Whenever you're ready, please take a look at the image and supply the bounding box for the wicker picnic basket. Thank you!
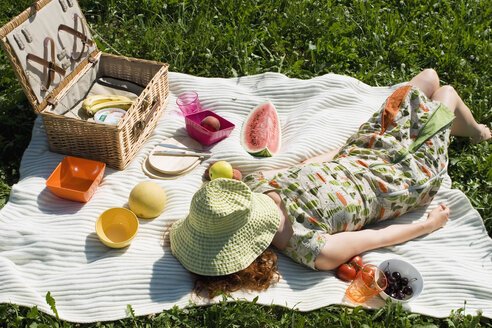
[0,0,169,170]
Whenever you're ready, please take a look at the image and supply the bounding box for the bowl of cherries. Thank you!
[379,258,423,303]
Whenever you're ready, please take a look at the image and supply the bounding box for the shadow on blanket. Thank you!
[37,188,85,214]
[85,232,130,263]
[150,251,194,303]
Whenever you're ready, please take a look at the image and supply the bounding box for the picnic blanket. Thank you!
[1,72,491,323]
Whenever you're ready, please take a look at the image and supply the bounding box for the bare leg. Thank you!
[431,85,491,143]
[408,68,490,143]
[408,68,440,98]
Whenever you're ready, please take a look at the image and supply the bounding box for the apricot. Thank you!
[232,169,242,181]
[201,116,221,131]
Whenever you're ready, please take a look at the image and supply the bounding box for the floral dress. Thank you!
[243,85,456,270]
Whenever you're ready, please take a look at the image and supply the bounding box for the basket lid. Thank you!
[0,0,98,113]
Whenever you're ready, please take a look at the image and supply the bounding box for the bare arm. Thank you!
[303,148,340,164]
[314,205,450,270]
[263,148,340,179]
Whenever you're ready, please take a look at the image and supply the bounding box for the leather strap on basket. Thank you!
[133,96,160,139]
[26,37,66,91]
[58,13,93,61]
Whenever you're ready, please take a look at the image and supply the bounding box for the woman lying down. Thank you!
[168,69,491,298]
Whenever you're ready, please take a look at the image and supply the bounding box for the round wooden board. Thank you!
[142,157,200,180]
[148,136,204,175]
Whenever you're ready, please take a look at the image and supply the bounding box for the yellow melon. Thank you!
[128,181,167,219]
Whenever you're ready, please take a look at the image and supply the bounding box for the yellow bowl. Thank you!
[95,208,139,248]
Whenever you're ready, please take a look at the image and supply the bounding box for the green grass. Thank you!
[0,0,490,326]
[1,294,491,327]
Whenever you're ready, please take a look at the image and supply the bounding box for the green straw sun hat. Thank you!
[170,178,280,276]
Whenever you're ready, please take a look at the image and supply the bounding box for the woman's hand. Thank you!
[424,204,450,233]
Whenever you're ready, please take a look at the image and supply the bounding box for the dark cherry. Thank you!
[403,286,413,295]
[383,268,417,300]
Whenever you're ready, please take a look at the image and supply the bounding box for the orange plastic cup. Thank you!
[46,156,106,202]
[345,264,387,304]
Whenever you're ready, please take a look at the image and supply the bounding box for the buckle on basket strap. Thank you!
[26,37,66,91]
[47,97,58,107]
[58,14,93,62]
[88,56,98,64]
[132,96,160,139]
[48,61,56,72]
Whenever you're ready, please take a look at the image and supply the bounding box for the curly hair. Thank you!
[192,249,280,298]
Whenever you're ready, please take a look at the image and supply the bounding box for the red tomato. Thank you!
[349,255,364,272]
[336,264,357,282]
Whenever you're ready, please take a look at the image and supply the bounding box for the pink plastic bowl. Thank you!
[185,110,235,146]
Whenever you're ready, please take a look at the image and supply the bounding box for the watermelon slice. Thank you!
[240,101,281,157]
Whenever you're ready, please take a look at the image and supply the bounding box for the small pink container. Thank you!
[185,110,235,146]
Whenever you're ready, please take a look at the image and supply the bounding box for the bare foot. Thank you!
[425,204,450,233]
[471,124,491,144]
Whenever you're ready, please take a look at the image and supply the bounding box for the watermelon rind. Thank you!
[249,148,274,157]
[240,101,281,157]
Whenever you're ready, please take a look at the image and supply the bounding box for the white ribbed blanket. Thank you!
[1,72,491,322]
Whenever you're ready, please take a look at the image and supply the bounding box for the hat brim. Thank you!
[170,192,280,276]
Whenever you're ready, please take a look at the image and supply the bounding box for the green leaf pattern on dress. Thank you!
[243,87,451,270]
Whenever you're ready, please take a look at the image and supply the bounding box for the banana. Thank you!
[82,95,134,117]
[85,100,134,117]
[82,94,132,110]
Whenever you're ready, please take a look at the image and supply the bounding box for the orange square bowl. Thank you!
[46,156,106,202]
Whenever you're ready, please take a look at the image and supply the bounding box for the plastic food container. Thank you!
[95,207,139,248]
[94,108,127,125]
[46,156,106,202]
[185,110,235,146]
